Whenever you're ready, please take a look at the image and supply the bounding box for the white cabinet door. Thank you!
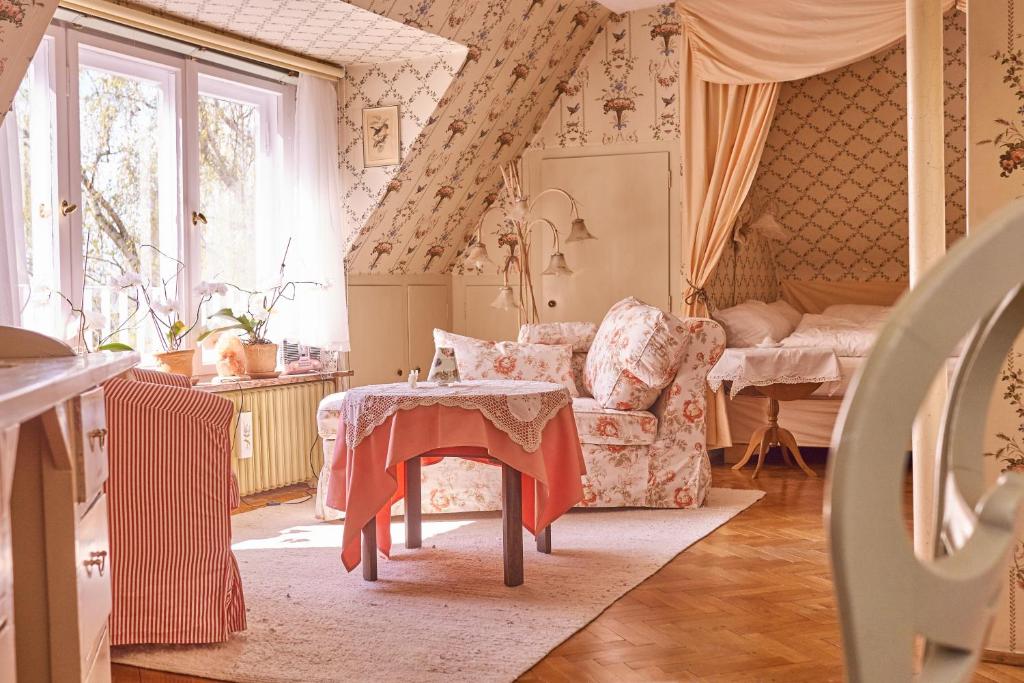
[347,285,409,386]
[535,151,672,324]
[407,285,451,375]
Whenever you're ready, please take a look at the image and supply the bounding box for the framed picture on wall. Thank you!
[362,105,401,167]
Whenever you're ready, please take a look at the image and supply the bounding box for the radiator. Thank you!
[218,379,338,496]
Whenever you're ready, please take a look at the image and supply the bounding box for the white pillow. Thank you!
[767,299,803,330]
[713,300,797,347]
[822,304,891,325]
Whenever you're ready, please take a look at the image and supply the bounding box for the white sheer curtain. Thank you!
[287,73,349,352]
[0,108,25,327]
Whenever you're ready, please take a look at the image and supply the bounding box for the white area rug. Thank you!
[113,488,764,682]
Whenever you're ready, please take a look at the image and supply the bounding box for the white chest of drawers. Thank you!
[0,345,138,682]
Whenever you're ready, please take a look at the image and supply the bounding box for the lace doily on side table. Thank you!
[341,379,571,453]
[707,347,842,398]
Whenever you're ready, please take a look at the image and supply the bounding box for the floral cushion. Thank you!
[433,330,577,396]
[584,297,689,411]
[517,322,598,352]
[571,397,657,446]
[518,323,595,396]
[570,353,590,397]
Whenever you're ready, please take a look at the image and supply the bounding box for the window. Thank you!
[14,34,62,336]
[12,24,295,364]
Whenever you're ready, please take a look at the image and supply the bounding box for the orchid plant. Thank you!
[110,244,227,353]
[199,238,326,346]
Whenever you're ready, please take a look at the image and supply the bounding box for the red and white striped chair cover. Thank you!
[104,370,246,645]
[129,367,191,387]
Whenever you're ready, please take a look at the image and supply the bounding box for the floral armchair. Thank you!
[314,302,725,516]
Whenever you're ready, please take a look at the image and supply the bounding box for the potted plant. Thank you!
[200,239,324,378]
[111,245,227,378]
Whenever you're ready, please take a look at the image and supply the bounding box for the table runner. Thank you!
[340,380,571,452]
[707,346,842,397]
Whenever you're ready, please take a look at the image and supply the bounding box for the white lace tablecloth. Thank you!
[707,347,842,398]
[340,379,571,452]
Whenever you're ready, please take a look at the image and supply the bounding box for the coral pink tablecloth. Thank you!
[327,403,585,572]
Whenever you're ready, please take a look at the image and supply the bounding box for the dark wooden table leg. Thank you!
[362,518,377,581]
[405,457,422,549]
[536,525,551,554]
[501,464,524,587]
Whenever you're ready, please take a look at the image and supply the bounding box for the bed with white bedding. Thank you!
[711,300,894,449]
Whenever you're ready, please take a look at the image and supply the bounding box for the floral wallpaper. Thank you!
[530,3,680,149]
[747,10,967,284]
[704,235,780,310]
[0,0,56,125]
[116,0,461,64]
[341,0,609,275]
[970,0,1024,659]
[338,51,465,251]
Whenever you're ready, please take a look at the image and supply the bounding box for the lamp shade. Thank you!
[491,285,519,310]
[465,242,493,269]
[565,218,596,243]
[542,252,574,276]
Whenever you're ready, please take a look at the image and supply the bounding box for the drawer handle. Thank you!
[83,550,107,577]
[87,428,108,451]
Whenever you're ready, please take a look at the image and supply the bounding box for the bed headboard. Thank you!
[780,280,907,314]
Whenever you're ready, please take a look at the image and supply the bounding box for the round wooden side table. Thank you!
[730,381,822,479]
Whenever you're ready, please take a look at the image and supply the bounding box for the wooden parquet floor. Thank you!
[112,462,1024,682]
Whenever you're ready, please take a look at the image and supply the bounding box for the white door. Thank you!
[407,285,450,375]
[535,151,671,324]
[346,285,408,386]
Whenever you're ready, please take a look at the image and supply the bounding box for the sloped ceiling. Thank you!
[113,0,464,64]
[342,0,609,274]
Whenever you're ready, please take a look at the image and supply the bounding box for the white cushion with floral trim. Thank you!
[432,329,577,397]
[584,297,689,411]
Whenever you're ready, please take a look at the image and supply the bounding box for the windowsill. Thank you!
[193,369,354,393]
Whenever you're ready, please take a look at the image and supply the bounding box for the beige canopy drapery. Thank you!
[677,0,960,447]
[680,33,778,318]
[678,0,958,85]
[678,0,963,317]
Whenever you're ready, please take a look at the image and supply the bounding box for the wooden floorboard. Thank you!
[112,463,1024,682]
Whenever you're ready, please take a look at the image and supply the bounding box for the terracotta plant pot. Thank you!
[244,343,279,377]
[155,348,195,377]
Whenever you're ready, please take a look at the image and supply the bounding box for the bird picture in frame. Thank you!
[362,105,401,167]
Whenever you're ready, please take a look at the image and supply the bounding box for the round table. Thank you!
[707,346,842,479]
[326,379,586,586]
[730,381,822,479]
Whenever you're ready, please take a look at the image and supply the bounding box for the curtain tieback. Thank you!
[684,279,711,312]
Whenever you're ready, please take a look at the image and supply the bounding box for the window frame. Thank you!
[18,21,296,365]
[184,61,295,373]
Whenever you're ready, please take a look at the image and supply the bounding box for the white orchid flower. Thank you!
[150,297,177,317]
[112,271,144,289]
[194,280,228,298]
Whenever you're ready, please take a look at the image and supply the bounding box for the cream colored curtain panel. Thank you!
[678,0,957,85]
[681,34,779,318]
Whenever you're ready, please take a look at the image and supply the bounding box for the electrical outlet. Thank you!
[236,412,254,460]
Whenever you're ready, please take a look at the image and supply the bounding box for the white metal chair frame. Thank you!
[827,200,1024,682]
